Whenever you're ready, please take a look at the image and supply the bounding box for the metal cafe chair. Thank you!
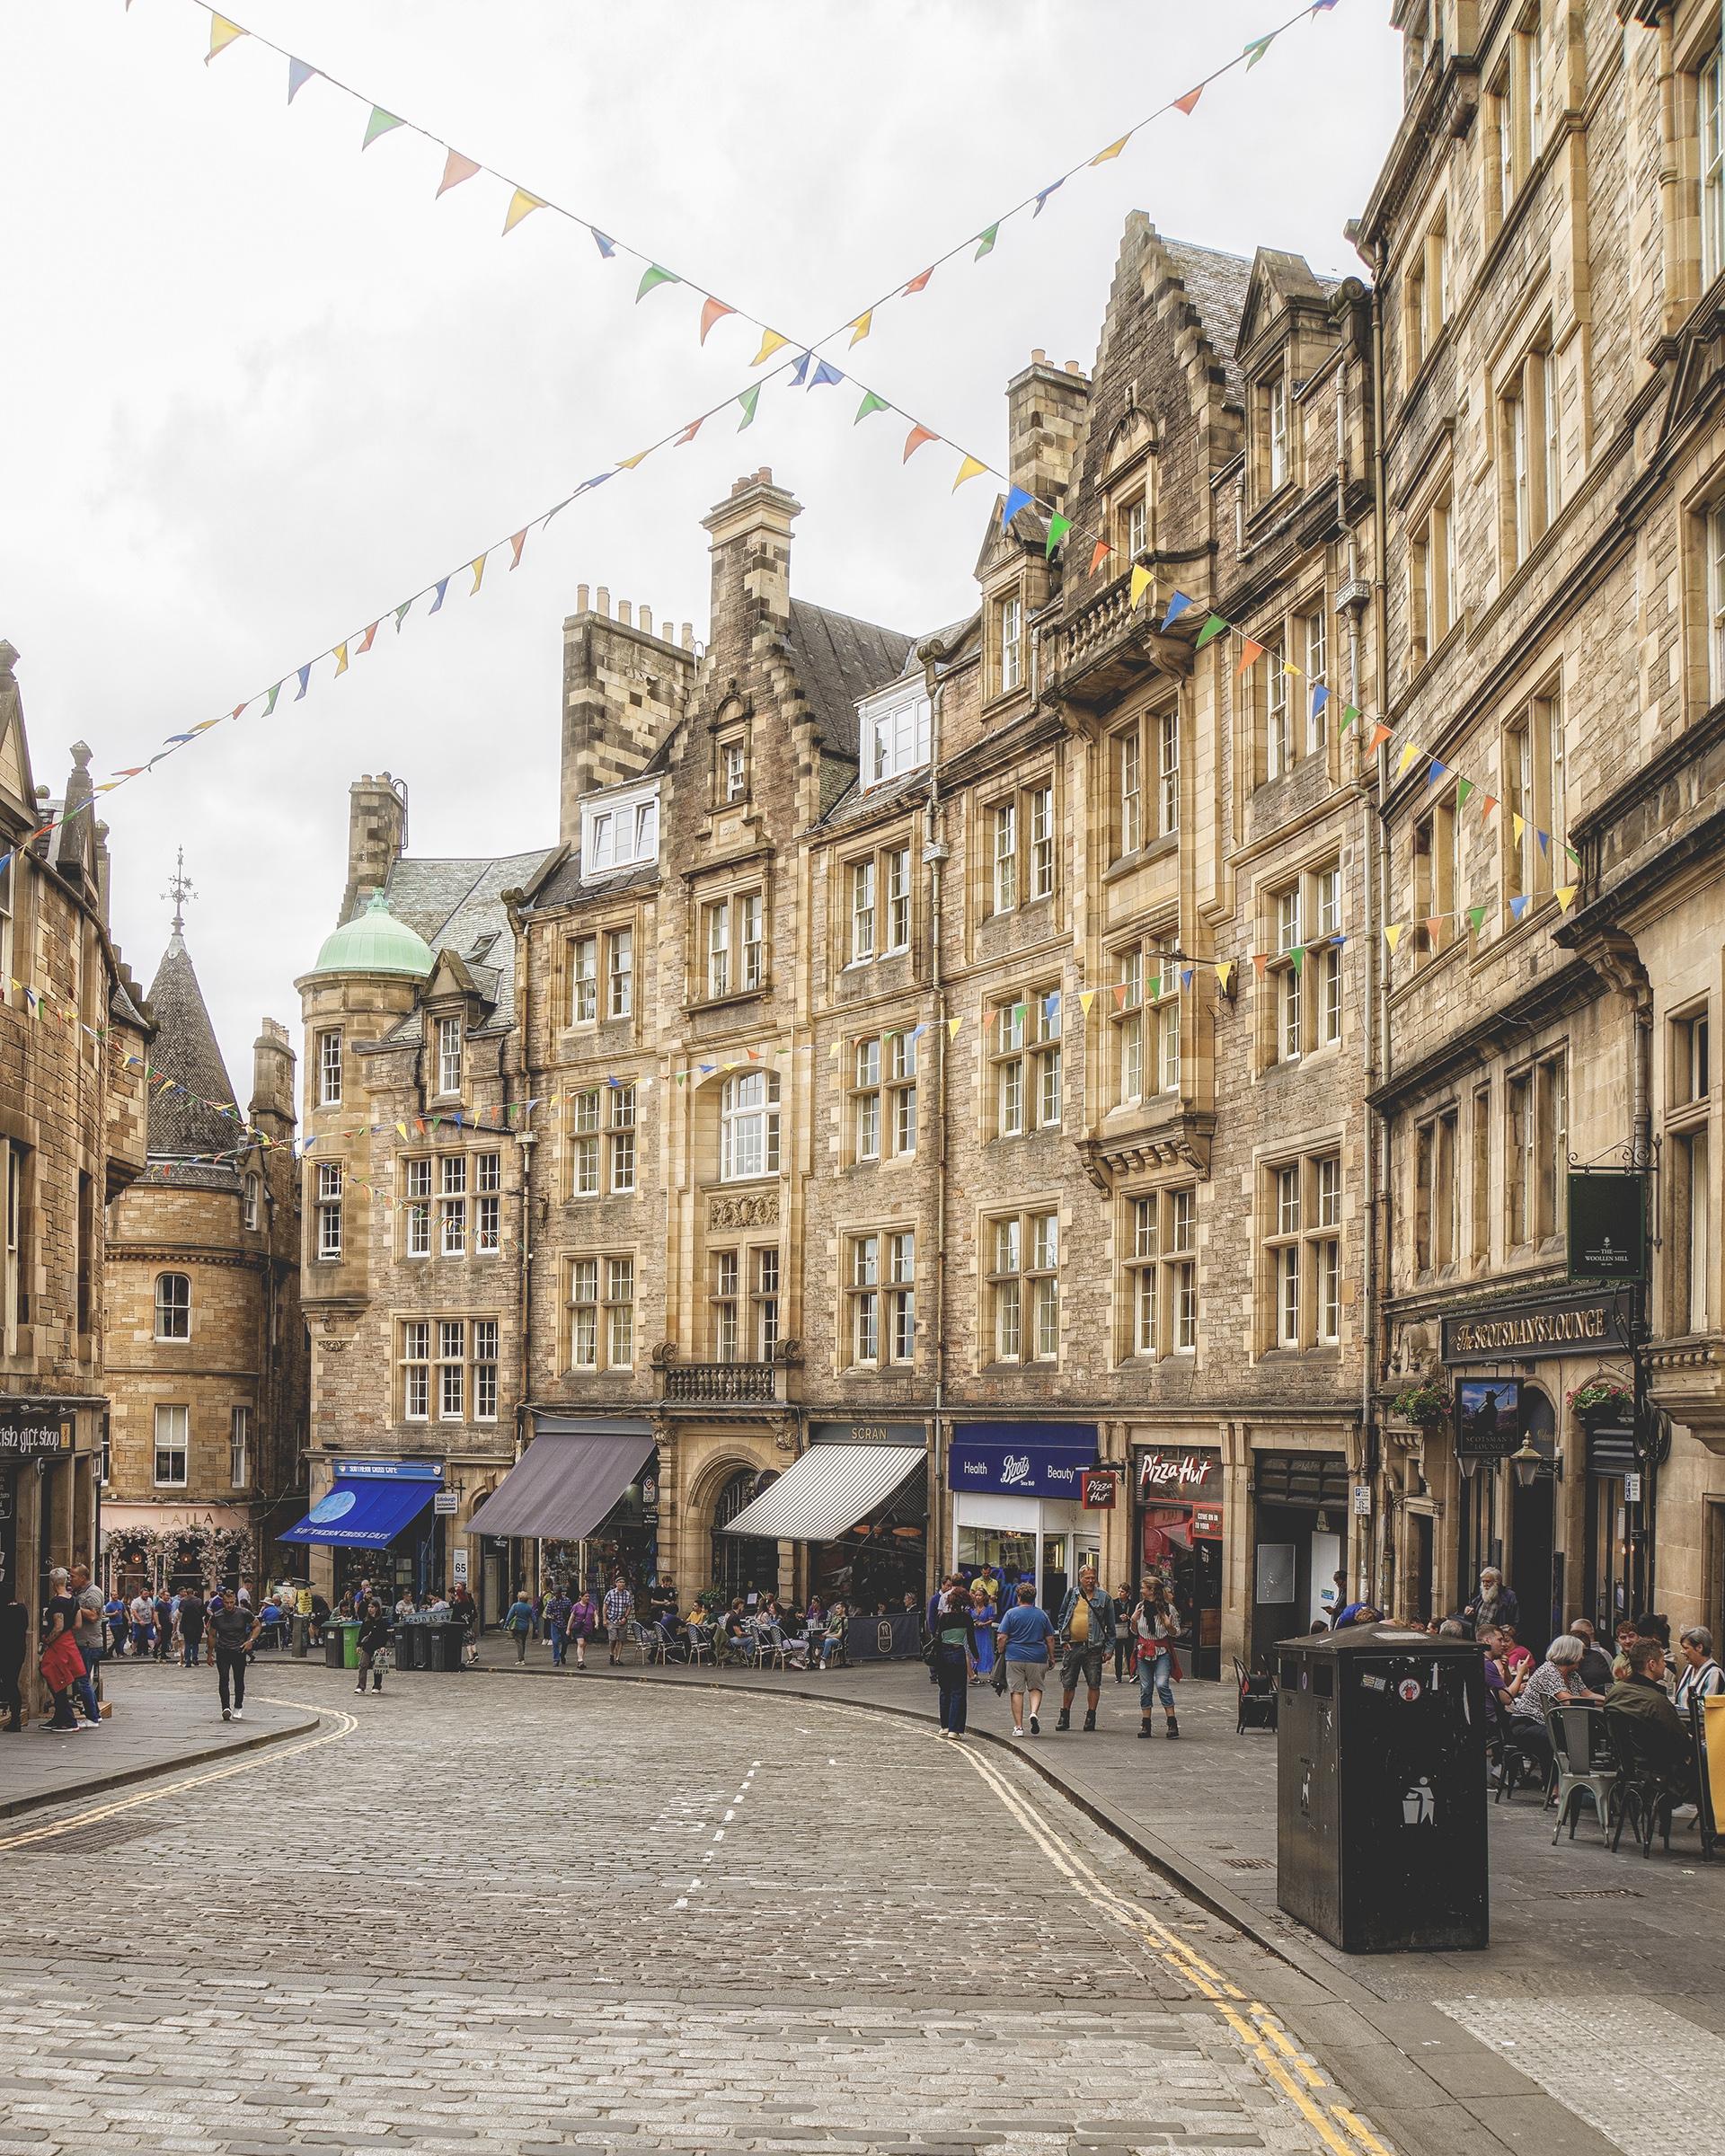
[1546,1704,1617,1842]
[1234,1656,1278,1735]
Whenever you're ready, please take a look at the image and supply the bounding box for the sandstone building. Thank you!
[0,641,153,1698]
[101,882,306,1599]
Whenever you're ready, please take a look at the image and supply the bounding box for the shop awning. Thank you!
[464,1423,654,1541]
[280,1477,439,1549]
[720,1444,923,1542]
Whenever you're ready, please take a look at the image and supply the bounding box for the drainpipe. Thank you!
[1368,252,1393,1608]
[921,641,951,1594]
[508,899,537,1617]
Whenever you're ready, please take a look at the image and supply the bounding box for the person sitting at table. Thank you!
[1567,1617,1615,1696]
[1675,1626,1725,1714]
[716,1598,753,1665]
[1497,1623,1535,1678]
[818,1600,848,1669]
[1509,1633,1600,1779]
[805,1595,827,1633]
[1606,1636,1699,1802]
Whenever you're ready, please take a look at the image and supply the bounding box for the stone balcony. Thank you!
[1052,574,1193,709]
[1077,1095,1216,1190]
[652,1341,799,1408]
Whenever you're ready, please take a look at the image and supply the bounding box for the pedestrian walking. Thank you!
[208,1589,260,1720]
[40,1570,90,1731]
[355,1601,391,1695]
[0,1584,27,1732]
[1053,1565,1115,1733]
[1131,1577,1181,1740]
[568,1586,595,1669]
[968,1577,997,1681]
[70,1565,104,1725]
[544,1586,573,1666]
[927,1578,978,1740]
[504,1588,535,1664]
[995,1581,1056,1736]
[128,1590,154,1657]
[1111,1584,1133,1683]
[152,1590,172,1662]
[178,1585,206,1669]
[102,1593,128,1657]
[603,1574,634,1666]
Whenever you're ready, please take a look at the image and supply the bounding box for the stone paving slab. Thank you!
[0,1660,318,1816]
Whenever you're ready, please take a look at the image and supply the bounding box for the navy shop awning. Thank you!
[281,1477,439,1549]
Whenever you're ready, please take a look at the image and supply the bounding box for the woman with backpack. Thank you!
[1132,1577,1181,1740]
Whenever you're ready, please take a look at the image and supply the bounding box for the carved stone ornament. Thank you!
[708,1189,780,1231]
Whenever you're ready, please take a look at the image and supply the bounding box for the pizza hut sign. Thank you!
[1081,1471,1118,1510]
[1137,1450,1223,1501]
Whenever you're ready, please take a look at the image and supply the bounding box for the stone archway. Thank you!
[680,1441,784,1600]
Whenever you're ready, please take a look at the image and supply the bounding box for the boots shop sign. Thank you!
[1136,1450,1223,1501]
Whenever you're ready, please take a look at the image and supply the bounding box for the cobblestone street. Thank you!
[0,1665,1415,2156]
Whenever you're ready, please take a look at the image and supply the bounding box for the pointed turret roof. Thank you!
[144,930,242,1161]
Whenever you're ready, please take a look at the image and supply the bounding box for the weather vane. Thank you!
[164,846,196,934]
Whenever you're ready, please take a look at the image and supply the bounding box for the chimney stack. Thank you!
[702,467,801,646]
[1004,353,1091,511]
[341,771,407,924]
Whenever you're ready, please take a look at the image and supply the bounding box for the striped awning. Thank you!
[720,1444,924,1542]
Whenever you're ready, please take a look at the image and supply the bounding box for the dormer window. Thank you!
[581,785,659,881]
[436,1015,464,1097]
[861,689,932,789]
[997,593,1024,695]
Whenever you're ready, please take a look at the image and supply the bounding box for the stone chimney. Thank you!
[559,591,694,844]
[1005,350,1091,510]
[702,468,801,649]
[251,1016,296,1136]
[341,772,407,923]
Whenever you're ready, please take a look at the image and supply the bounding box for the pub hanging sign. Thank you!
[1566,1171,1648,1284]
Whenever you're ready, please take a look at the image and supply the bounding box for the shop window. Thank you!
[608,1086,636,1195]
[1262,1153,1341,1350]
[153,1404,188,1488]
[155,1270,191,1340]
[991,988,1062,1136]
[1123,1186,1198,1360]
[986,1207,1059,1365]
[1502,685,1564,906]
[229,1405,250,1489]
[720,1072,780,1183]
[315,1164,342,1259]
[316,1029,342,1108]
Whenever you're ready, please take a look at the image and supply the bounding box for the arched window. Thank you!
[720,1071,780,1182]
[155,1272,190,1340]
[242,1174,261,1231]
[711,1468,778,1602]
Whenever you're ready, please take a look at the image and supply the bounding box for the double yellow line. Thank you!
[950,1735,1395,2156]
[0,1696,358,1852]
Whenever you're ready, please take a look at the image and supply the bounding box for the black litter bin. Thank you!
[425,1622,463,1674]
[291,1613,310,1659]
[323,1625,346,1670]
[1277,1621,1490,1953]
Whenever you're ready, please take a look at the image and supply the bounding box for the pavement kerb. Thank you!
[0,1700,322,1821]
[467,1657,1377,2002]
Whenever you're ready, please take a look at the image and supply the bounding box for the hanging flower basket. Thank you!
[1390,1380,1451,1429]
[1568,1378,1632,1426]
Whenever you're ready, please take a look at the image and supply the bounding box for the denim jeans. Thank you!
[548,1622,568,1666]
[74,1650,101,1724]
[1137,1647,1175,1711]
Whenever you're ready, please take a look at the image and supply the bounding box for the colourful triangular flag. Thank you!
[1215,960,1235,993]
[789,351,811,387]
[854,390,889,423]
[1508,894,1532,923]
[1556,885,1578,913]
[1129,564,1154,608]
[809,359,844,389]
[1287,944,1305,975]
[1310,682,1331,717]
[676,417,705,446]
[1367,721,1393,753]
[437,148,480,196]
[1427,757,1447,785]
[848,311,872,346]
[952,455,987,490]
[509,530,527,570]
[636,264,678,301]
[590,229,615,258]
[1397,742,1421,776]
[429,576,449,613]
[287,57,316,102]
[1511,811,1526,844]
[905,267,934,295]
[1425,915,1444,949]
[1173,85,1203,115]
[1001,485,1032,529]
[1089,539,1113,575]
[1235,638,1265,674]
[1046,513,1072,558]
[1455,776,1473,808]
[1195,614,1228,648]
[469,555,486,595]
[1033,179,1065,216]
[1466,904,1487,937]
[975,223,1000,260]
[1384,923,1406,953]
[332,641,349,677]
[698,296,735,345]
[263,682,281,716]
[358,622,378,654]
[1252,951,1269,979]
[1245,34,1275,67]
[1479,793,1499,817]
[1090,135,1129,164]
[394,600,413,632]
[294,664,310,701]
[752,329,789,367]
[904,425,938,462]
[737,385,760,429]
[502,189,544,235]
[1163,592,1193,627]
[1078,989,1096,1015]
[207,16,245,64]
[362,107,404,149]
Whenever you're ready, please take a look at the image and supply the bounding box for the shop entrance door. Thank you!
[1411,1511,1435,1623]
[1509,1473,1556,1656]
[1585,1472,1628,1640]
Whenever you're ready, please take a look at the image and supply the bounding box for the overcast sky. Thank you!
[4,0,1402,1098]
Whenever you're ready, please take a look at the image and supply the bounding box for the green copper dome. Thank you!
[313,890,435,977]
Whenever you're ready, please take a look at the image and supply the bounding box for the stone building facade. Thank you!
[0,640,153,1701]
[102,913,306,1598]
[1361,0,1725,1647]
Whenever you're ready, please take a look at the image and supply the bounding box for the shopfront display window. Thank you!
[957,1525,1035,1598]
[1136,1447,1224,1679]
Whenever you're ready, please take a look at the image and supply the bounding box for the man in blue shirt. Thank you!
[995,1582,1057,1737]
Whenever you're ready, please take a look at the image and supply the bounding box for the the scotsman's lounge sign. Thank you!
[1441,1293,1618,1365]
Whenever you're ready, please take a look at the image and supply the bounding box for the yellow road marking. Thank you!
[0,1696,357,1852]
[950,1736,1395,2156]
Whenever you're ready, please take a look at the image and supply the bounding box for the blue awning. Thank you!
[281,1476,439,1548]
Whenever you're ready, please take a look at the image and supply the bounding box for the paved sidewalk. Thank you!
[0,1657,320,1818]
[467,1639,1725,2016]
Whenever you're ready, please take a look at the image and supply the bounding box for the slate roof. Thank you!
[366,849,559,1032]
[144,932,243,1160]
[528,855,659,916]
[786,599,916,758]
[1160,237,1254,404]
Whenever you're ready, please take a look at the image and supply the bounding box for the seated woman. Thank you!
[1508,1631,1598,1780]
[818,1601,848,1668]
